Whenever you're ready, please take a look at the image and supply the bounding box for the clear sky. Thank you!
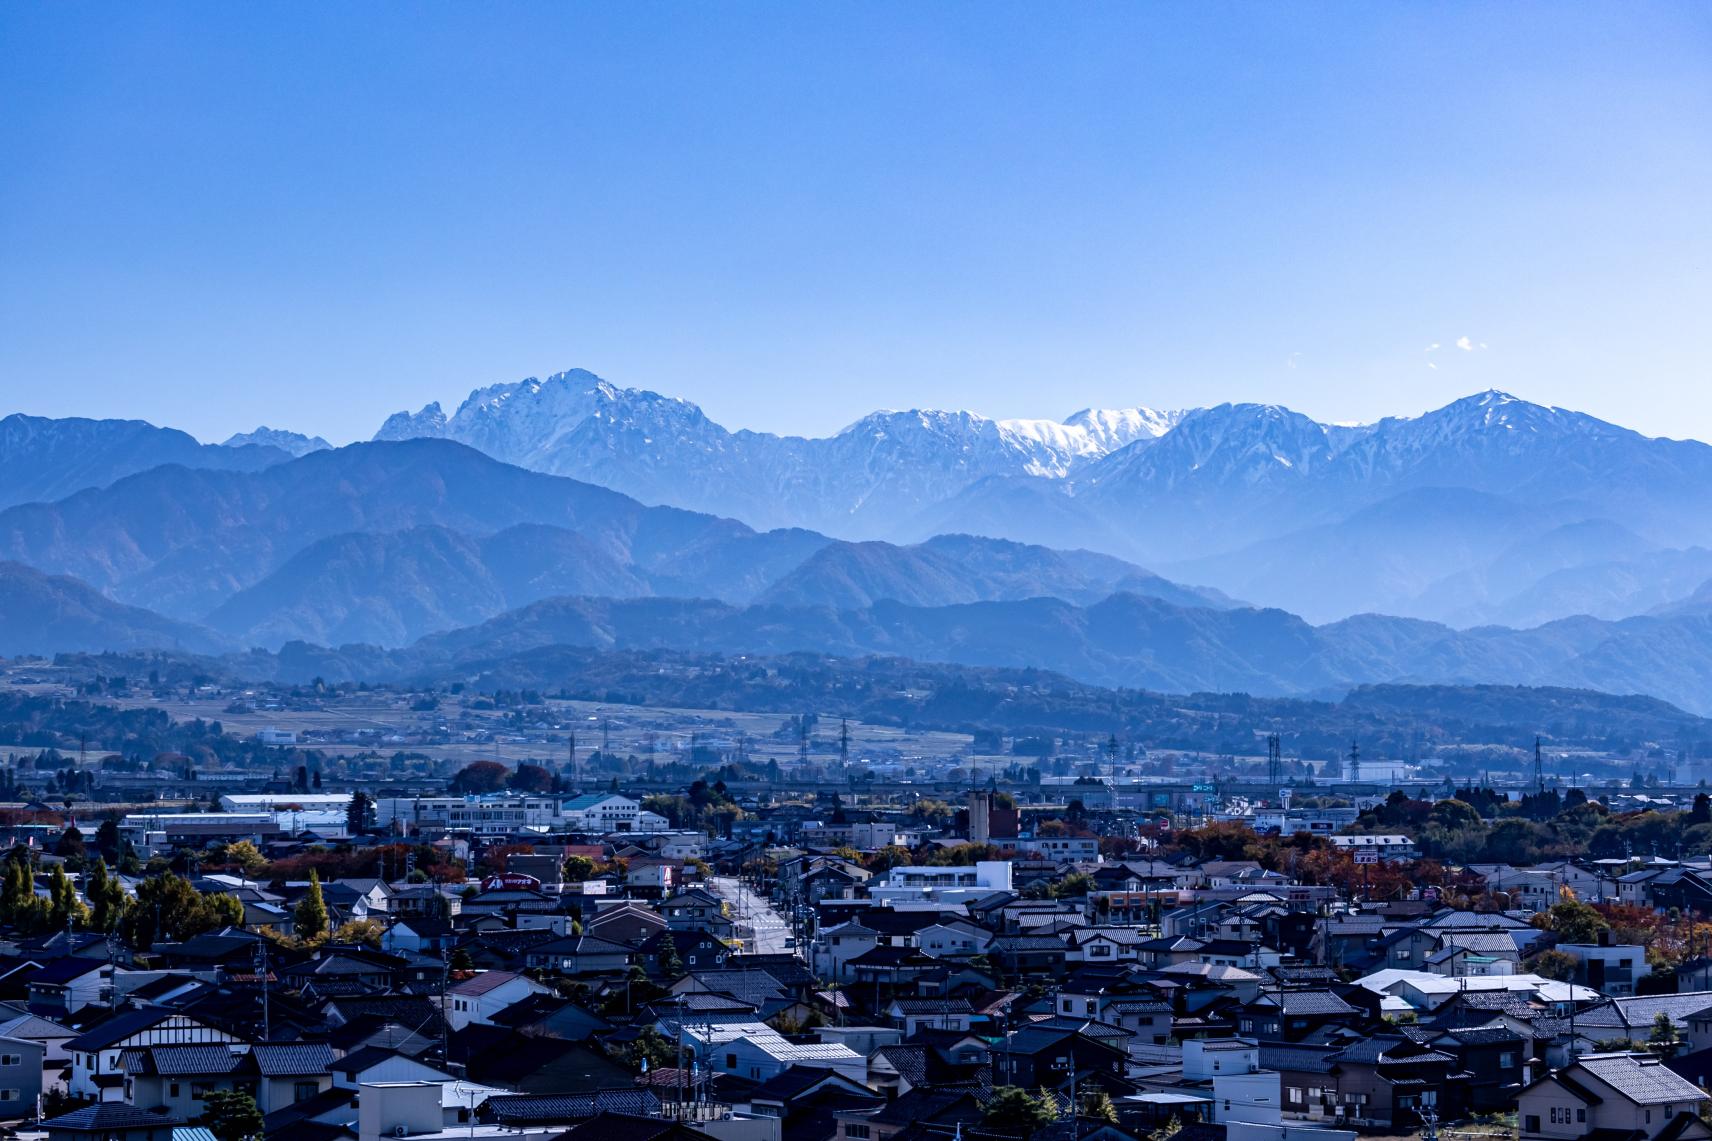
[1,3,1708,445]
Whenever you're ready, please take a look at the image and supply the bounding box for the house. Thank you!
[67,1010,238,1102]
[993,1024,1127,1089]
[27,957,111,1017]
[658,1018,866,1084]
[1238,991,1361,1043]
[445,971,551,1030]
[524,934,634,977]
[1326,835,1419,861]
[1519,1052,1711,1141]
[381,918,455,956]
[884,998,973,1036]
[120,1042,334,1118]
[1555,942,1648,997]
[0,1010,76,1094]
[0,1035,44,1119]
[741,1065,882,1139]
[657,888,732,937]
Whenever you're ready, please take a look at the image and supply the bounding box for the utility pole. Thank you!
[258,939,272,1042]
[567,733,577,791]
[440,944,450,1063]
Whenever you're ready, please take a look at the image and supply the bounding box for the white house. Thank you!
[445,971,551,1031]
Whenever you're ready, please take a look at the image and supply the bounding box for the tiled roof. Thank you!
[1578,993,1712,1031]
[254,1043,335,1076]
[44,1104,183,1131]
[450,970,526,997]
[1577,1053,1709,1105]
[482,1089,661,1123]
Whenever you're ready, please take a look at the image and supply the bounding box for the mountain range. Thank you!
[372,372,1712,624]
[9,378,1712,714]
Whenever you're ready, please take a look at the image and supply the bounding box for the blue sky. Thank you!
[1,3,1708,444]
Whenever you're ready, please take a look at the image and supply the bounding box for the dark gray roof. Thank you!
[254,1043,335,1076]
[44,1104,183,1131]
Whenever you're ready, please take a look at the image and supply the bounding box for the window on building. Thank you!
[1577,1109,1585,1122]
[1525,1116,1541,1134]
[295,1082,319,1103]
[0,1090,15,1102]
[169,1084,181,1098]
[847,1126,872,1140]
[0,1055,16,1066]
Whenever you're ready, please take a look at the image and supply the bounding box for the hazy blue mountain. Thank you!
[0,413,290,511]
[1652,577,1712,617]
[369,378,1712,626]
[757,533,1235,611]
[222,426,332,456]
[0,439,1226,648]
[0,438,816,621]
[203,524,653,647]
[0,561,227,656]
[312,589,1712,713]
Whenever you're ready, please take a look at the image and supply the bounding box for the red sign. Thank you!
[481,872,542,892]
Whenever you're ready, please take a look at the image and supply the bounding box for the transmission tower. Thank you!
[1267,733,1282,785]
[1348,739,1360,783]
[1535,735,1545,795]
[839,718,850,767]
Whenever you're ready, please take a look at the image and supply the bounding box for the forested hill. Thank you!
[43,645,1712,764]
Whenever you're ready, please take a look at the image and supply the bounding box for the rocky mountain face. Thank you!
[373,369,1180,534]
[372,377,1712,624]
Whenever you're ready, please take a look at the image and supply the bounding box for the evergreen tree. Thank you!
[47,863,89,930]
[982,1087,1058,1136]
[87,858,129,933]
[199,1089,265,1141]
[55,824,86,862]
[346,790,375,836]
[294,870,329,940]
[0,849,45,933]
[658,936,684,978]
